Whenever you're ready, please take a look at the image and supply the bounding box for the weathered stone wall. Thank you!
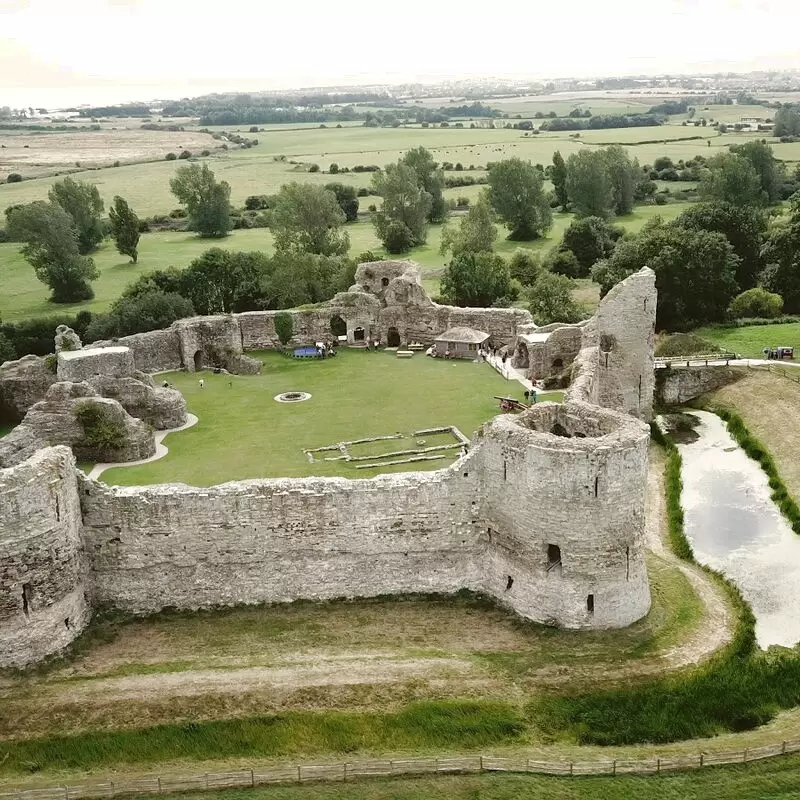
[81,464,482,613]
[656,365,742,406]
[58,347,136,383]
[0,355,56,423]
[95,329,184,374]
[594,268,657,422]
[0,447,90,667]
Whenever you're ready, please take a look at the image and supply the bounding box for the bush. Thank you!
[546,248,582,278]
[274,312,294,346]
[456,196,470,207]
[6,173,22,183]
[85,290,195,342]
[356,250,379,263]
[308,164,320,173]
[329,163,339,174]
[655,333,720,358]
[165,152,177,161]
[728,287,783,319]
[200,150,210,157]
[74,402,127,452]
[368,204,377,212]
[244,195,271,211]
[178,150,192,159]
[382,221,415,254]
[356,188,369,197]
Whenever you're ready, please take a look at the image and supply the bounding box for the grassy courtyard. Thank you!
[695,321,800,359]
[100,349,545,486]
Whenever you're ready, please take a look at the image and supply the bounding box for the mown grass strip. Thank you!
[712,406,800,535]
[0,701,525,775]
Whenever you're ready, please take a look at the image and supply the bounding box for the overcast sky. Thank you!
[1,0,798,107]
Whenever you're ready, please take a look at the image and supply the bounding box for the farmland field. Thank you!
[0,117,789,215]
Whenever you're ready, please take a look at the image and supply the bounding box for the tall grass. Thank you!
[526,424,800,746]
[0,701,525,775]
[713,407,800,535]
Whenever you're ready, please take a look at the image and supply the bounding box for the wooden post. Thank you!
[480,756,484,772]
[343,763,348,782]
[657,758,660,774]
[205,774,209,790]
[297,765,301,783]
[63,786,68,800]
[110,781,115,798]
[569,762,574,776]
[157,778,162,794]
[744,749,748,763]
[699,754,704,767]
[612,760,616,776]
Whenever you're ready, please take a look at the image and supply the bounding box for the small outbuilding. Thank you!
[433,326,490,359]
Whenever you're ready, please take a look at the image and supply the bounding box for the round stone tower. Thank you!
[0,446,90,668]
[475,401,651,629]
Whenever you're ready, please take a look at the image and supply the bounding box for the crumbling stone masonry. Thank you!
[0,266,657,668]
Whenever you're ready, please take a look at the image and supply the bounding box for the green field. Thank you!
[0,204,689,322]
[695,322,800,358]
[0,119,785,217]
[100,349,530,485]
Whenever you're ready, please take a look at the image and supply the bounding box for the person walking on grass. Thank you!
[198,379,204,388]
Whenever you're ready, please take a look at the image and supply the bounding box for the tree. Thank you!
[401,146,446,223]
[381,221,416,254]
[728,288,783,319]
[274,312,294,346]
[372,163,432,247]
[730,141,784,204]
[774,106,800,138]
[508,249,542,286]
[527,271,581,325]
[178,249,271,314]
[566,150,614,218]
[551,151,569,211]
[545,247,582,278]
[700,153,766,207]
[560,216,617,276]
[440,252,517,307]
[85,291,195,342]
[759,199,800,313]
[592,219,739,330]
[108,196,140,263]
[439,194,497,257]
[270,183,349,256]
[676,202,767,290]
[487,157,553,240]
[602,145,638,215]
[48,177,104,253]
[6,201,98,303]
[324,182,359,222]
[169,163,232,237]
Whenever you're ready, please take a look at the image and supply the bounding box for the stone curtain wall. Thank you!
[81,465,483,613]
[0,447,90,667]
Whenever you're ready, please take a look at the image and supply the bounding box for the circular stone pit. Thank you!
[274,391,312,404]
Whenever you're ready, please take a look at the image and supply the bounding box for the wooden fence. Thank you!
[654,353,738,367]
[2,739,800,800]
[746,361,800,384]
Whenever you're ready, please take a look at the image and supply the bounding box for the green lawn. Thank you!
[695,322,800,358]
[0,204,689,322]
[100,350,529,486]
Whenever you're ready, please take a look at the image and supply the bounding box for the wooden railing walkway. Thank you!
[3,739,800,799]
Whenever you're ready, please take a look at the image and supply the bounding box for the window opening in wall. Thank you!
[551,422,571,438]
[594,477,599,497]
[547,544,562,571]
[638,374,643,407]
[506,575,514,591]
[552,357,564,370]
[644,298,648,311]
[381,277,389,287]
[64,617,71,629]
[487,527,493,543]
[353,326,365,342]
[587,594,595,614]
[503,460,507,481]
[626,546,630,580]
[22,583,32,618]
[54,494,60,521]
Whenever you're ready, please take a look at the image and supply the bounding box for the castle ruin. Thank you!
[0,263,657,668]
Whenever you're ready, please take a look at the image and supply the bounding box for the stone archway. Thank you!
[330,315,347,337]
[353,327,366,342]
[193,350,203,371]
[387,327,401,347]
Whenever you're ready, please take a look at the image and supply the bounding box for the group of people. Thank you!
[315,341,338,358]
